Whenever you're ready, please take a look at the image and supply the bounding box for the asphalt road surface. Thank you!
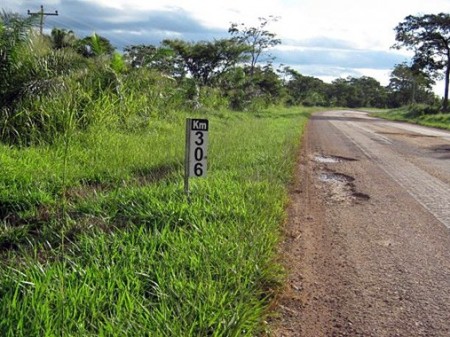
[272,110,450,337]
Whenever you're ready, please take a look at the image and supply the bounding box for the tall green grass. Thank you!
[0,107,311,336]
[374,107,450,130]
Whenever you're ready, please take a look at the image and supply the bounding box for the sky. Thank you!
[3,0,450,94]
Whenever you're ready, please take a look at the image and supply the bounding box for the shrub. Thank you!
[407,103,440,117]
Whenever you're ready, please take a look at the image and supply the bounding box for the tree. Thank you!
[251,65,285,105]
[50,27,76,49]
[162,39,247,85]
[282,67,329,106]
[0,12,90,144]
[388,62,435,107]
[228,16,281,77]
[329,78,358,107]
[76,33,115,57]
[393,13,450,111]
[0,11,36,108]
[350,76,387,108]
[328,76,387,108]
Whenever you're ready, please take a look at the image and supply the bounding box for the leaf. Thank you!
[110,52,125,74]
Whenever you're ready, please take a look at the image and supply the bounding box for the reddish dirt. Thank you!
[270,111,450,337]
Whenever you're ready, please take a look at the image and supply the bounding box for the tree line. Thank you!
[1,11,449,144]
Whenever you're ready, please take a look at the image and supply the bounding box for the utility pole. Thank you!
[27,5,58,35]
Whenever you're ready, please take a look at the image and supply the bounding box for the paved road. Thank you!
[328,110,450,229]
[273,110,450,337]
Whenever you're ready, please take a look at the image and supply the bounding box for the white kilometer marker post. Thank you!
[184,118,209,201]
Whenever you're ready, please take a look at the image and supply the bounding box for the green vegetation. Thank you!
[0,11,318,336]
[394,13,450,111]
[2,6,449,335]
[0,107,312,336]
[0,15,314,334]
[373,106,450,130]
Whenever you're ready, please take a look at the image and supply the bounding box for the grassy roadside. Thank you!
[371,108,450,130]
[0,107,312,336]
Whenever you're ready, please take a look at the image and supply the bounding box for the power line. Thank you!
[27,5,59,35]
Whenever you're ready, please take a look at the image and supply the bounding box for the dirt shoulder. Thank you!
[270,111,450,337]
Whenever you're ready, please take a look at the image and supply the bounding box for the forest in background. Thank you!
[1,12,443,146]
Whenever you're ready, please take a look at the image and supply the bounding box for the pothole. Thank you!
[430,144,450,153]
[314,154,357,163]
[318,171,370,204]
[319,172,355,183]
[352,192,371,202]
[315,155,340,163]
[378,132,436,138]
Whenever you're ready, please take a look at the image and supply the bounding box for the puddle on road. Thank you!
[314,154,357,164]
[315,155,340,163]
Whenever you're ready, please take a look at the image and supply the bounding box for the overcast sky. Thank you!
[3,0,450,92]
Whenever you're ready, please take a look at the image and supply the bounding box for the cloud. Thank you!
[273,46,408,70]
[4,0,226,49]
[2,0,445,90]
[272,36,408,84]
[56,1,225,45]
[282,37,357,50]
[296,65,362,78]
